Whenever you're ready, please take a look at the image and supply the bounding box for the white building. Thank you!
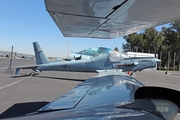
[122,52,159,70]
[122,52,158,58]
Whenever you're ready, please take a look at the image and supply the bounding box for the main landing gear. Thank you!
[29,71,40,76]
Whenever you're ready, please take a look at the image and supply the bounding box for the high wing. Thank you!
[45,0,180,39]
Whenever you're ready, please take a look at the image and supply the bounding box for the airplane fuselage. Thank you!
[37,54,114,72]
[36,55,159,72]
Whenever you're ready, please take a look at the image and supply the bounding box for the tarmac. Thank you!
[0,58,180,119]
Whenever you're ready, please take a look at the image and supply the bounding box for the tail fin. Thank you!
[33,42,49,65]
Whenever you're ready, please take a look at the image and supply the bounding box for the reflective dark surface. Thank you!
[40,75,144,111]
[4,73,175,120]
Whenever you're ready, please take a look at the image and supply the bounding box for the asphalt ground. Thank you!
[0,58,180,119]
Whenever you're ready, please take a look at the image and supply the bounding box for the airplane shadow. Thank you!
[32,75,85,82]
[11,74,30,78]
[11,73,40,78]
[0,101,49,119]
[11,74,85,82]
[171,74,180,77]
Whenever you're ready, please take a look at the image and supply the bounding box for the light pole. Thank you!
[167,51,170,72]
[160,50,162,68]
[67,41,70,58]
[173,52,176,71]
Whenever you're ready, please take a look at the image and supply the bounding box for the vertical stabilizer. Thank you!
[33,42,49,65]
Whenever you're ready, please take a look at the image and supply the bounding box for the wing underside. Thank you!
[45,0,180,39]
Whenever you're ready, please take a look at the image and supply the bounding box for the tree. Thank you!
[123,33,138,51]
[143,28,164,53]
[114,47,119,52]
[162,20,180,68]
[123,28,164,53]
[122,20,180,69]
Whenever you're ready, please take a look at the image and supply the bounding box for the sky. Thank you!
[0,0,170,58]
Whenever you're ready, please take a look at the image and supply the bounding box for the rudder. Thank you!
[33,42,49,65]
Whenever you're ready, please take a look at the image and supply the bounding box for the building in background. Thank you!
[122,52,157,58]
[123,52,158,70]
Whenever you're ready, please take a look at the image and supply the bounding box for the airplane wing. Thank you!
[7,71,180,120]
[45,0,180,39]
[35,71,145,113]
[15,65,38,75]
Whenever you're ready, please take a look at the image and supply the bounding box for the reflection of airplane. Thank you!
[15,42,160,75]
[5,70,180,119]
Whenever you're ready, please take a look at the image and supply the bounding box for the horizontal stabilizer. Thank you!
[15,65,38,75]
[15,68,22,75]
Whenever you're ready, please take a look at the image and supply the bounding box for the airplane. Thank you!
[15,42,160,75]
[4,70,180,120]
[0,53,8,58]
[4,0,180,119]
[14,52,34,59]
[22,55,34,59]
[14,52,22,58]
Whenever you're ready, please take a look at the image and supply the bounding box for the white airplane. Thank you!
[15,42,160,75]
[0,53,8,58]
[14,52,34,59]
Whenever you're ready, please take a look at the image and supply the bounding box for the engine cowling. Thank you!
[108,51,120,62]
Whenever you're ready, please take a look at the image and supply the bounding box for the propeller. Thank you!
[74,55,82,60]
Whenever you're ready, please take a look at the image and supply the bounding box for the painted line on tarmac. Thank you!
[0,59,9,64]
[0,67,8,70]
[0,65,29,69]
[0,77,31,91]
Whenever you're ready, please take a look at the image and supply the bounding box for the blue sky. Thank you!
[0,0,170,57]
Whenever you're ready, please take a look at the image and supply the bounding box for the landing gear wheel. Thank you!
[130,72,133,76]
[29,72,33,76]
